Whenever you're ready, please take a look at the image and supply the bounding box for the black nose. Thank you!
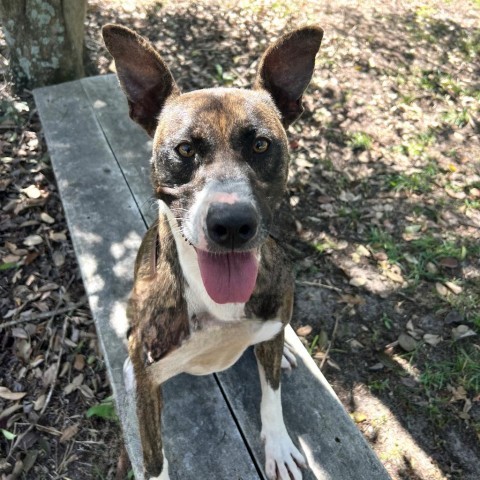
[206,202,259,249]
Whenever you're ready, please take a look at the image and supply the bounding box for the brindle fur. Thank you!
[103,23,323,479]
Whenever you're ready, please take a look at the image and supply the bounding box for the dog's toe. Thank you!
[264,433,305,480]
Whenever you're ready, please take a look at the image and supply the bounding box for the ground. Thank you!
[0,0,479,479]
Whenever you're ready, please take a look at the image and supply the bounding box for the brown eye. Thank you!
[253,137,270,153]
[177,142,195,158]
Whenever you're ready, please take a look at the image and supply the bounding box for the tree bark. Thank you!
[0,0,87,90]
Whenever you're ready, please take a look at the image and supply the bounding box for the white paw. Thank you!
[262,431,306,480]
[281,340,297,372]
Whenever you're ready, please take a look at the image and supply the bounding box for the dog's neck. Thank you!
[158,200,256,322]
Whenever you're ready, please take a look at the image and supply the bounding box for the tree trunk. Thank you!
[0,0,87,90]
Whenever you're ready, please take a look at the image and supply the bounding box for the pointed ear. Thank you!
[102,24,180,136]
[254,26,323,126]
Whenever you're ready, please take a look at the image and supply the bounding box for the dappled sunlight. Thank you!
[110,230,142,278]
[348,381,446,479]
[78,252,105,293]
[109,300,130,341]
[298,436,331,480]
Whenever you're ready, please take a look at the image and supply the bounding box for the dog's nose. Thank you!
[206,202,258,249]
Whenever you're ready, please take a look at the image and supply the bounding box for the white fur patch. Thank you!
[258,363,306,480]
[148,450,170,480]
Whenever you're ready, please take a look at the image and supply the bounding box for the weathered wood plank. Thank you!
[80,75,156,225]
[217,328,392,479]
[33,80,260,480]
[81,74,391,479]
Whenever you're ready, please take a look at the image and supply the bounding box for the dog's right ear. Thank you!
[102,24,179,137]
[254,26,323,127]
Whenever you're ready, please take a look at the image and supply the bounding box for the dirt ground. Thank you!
[1,1,479,479]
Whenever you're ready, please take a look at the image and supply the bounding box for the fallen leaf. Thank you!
[40,212,55,224]
[296,325,312,337]
[350,277,367,287]
[49,231,67,242]
[444,281,463,295]
[60,423,79,443]
[22,185,41,199]
[351,411,367,423]
[451,325,476,341]
[435,282,449,296]
[73,354,85,371]
[356,245,371,257]
[23,235,43,246]
[383,269,404,283]
[0,387,27,401]
[439,257,459,269]
[43,364,58,387]
[426,262,438,274]
[423,334,442,346]
[34,394,46,411]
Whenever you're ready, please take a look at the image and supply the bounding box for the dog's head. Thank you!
[103,24,322,304]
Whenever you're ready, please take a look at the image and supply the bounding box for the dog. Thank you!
[102,23,323,480]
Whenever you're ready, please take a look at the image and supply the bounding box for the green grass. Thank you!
[442,108,471,127]
[420,346,480,394]
[388,160,439,193]
[367,228,478,285]
[418,69,464,97]
[348,131,373,151]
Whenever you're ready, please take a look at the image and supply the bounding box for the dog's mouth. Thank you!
[195,249,259,304]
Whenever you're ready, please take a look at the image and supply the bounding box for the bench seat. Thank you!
[34,74,391,480]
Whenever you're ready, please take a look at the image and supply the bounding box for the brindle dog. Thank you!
[102,24,323,480]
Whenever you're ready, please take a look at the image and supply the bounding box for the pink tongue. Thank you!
[196,250,259,304]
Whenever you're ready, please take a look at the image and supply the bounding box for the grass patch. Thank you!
[418,69,464,97]
[420,345,480,394]
[367,228,478,285]
[348,131,373,151]
[442,108,471,128]
[388,160,439,193]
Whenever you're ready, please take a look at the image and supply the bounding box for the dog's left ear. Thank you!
[254,26,323,126]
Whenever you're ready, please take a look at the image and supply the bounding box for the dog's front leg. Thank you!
[128,335,169,480]
[255,332,306,480]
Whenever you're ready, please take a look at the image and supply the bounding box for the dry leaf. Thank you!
[444,281,463,295]
[296,325,312,337]
[22,185,41,199]
[423,334,442,346]
[60,423,79,443]
[40,212,55,224]
[23,235,43,246]
[49,231,67,242]
[452,325,476,341]
[34,394,46,411]
[73,354,85,371]
[0,386,27,401]
[42,364,58,387]
[350,277,367,287]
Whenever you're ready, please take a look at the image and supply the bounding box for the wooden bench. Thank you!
[33,74,391,480]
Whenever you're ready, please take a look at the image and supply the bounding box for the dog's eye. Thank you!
[176,142,195,158]
[253,137,270,154]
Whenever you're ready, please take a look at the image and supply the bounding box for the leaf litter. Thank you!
[1,0,480,479]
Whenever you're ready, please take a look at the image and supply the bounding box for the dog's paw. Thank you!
[281,340,297,372]
[263,431,306,480]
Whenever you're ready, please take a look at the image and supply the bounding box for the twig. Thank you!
[0,300,86,331]
[296,280,343,293]
[9,316,69,457]
[319,314,340,371]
